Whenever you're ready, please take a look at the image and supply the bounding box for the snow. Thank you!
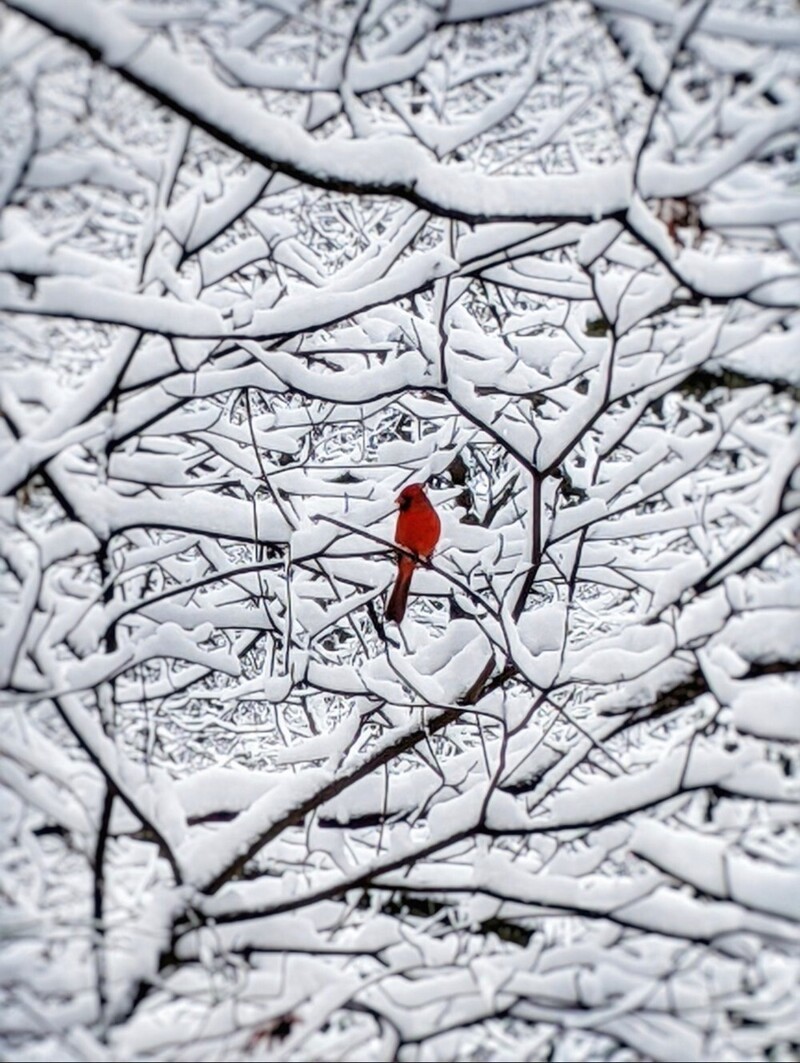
[24,151,144,194]
[213,38,432,96]
[539,744,759,829]
[0,218,135,285]
[0,275,226,336]
[8,0,634,222]
[640,98,800,200]
[732,682,800,742]
[245,250,458,339]
[180,768,336,889]
[567,622,674,684]
[2,0,799,1059]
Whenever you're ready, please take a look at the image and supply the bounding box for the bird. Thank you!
[385,482,441,624]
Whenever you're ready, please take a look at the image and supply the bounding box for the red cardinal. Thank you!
[385,483,441,624]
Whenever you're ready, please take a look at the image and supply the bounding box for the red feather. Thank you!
[385,483,441,623]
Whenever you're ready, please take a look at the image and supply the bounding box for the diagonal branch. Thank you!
[5,0,632,226]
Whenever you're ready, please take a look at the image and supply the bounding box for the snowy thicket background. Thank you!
[1,0,799,1060]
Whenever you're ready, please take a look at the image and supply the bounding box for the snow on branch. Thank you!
[1,0,798,1060]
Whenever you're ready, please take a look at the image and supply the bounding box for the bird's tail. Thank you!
[385,555,416,624]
